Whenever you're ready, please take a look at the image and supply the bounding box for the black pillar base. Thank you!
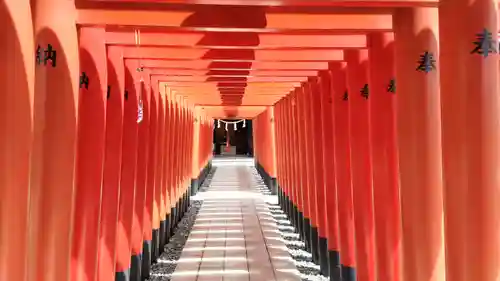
[130,254,142,281]
[329,250,341,281]
[283,192,288,214]
[255,160,278,195]
[179,198,183,221]
[310,226,320,264]
[170,207,176,235]
[172,201,179,228]
[318,236,329,276]
[282,193,287,213]
[283,193,287,213]
[151,228,159,262]
[270,178,278,195]
[191,178,199,196]
[179,196,184,220]
[159,220,167,253]
[294,207,300,232]
[303,218,312,252]
[165,214,171,243]
[297,211,304,240]
[288,196,293,220]
[183,192,187,213]
[178,197,183,221]
[291,205,298,230]
[141,240,152,280]
[115,268,130,281]
[341,265,356,281]
[180,194,185,219]
[278,187,283,208]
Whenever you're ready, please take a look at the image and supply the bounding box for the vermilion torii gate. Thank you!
[1,0,499,281]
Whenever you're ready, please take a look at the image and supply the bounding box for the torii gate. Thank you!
[1,1,499,281]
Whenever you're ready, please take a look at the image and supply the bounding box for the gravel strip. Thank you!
[147,168,216,281]
[249,173,329,281]
[266,202,330,281]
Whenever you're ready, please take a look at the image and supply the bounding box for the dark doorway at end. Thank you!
[213,119,253,156]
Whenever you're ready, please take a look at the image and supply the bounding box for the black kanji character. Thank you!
[36,45,42,65]
[471,28,497,58]
[343,90,348,101]
[360,84,369,99]
[387,79,395,93]
[43,44,57,67]
[79,72,89,89]
[416,51,436,73]
[124,90,129,101]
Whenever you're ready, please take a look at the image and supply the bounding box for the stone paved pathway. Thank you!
[169,158,301,281]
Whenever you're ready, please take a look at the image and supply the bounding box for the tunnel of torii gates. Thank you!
[2,0,500,281]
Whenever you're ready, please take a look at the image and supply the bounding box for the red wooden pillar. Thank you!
[143,74,158,277]
[286,96,296,222]
[162,89,172,245]
[169,93,176,227]
[154,85,166,254]
[280,100,286,207]
[282,96,291,218]
[181,102,189,216]
[290,93,298,223]
[280,101,287,205]
[115,61,140,279]
[167,90,175,240]
[171,96,180,227]
[71,26,107,281]
[289,93,298,223]
[310,78,328,272]
[394,7,445,281]
[440,1,499,280]
[182,102,188,213]
[275,102,284,208]
[297,87,311,250]
[269,107,278,193]
[131,74,151,281]
[0,2,34,281]
[294,89,305,244]
[257,114,261,165]
[187,105,193,206]
[264,113,268,173]
[330,62,356,281]
[97,46,125,281]
[304,83,320,262]
[189,108,195,200]
[290,90,302,237]
[259,113,263,173]
[256,114,259,164]
[319,70,341,281]
[345,49,376,281]
[183,103,188,200]
[191,108,201,195]
[367,32,401,281]
[148,76,160,262]
[29,0,80,280]
[177,102,185,223]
